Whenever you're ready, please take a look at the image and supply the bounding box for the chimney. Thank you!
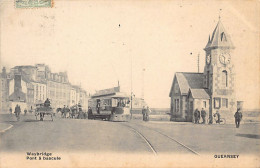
[14,74,22,92]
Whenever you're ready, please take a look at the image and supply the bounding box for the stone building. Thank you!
[1,64,88,113]
[169,19,237,123]
[8,74,34,113]
[0,67,9,112]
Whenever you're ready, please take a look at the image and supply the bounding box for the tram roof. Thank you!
[91,92,129,99]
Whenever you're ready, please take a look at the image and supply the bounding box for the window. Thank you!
[222,98,228,108]
[222,70,228,87]
[203,101,207,108]
[221,32,227,41]
[214,98,221,109]
[174,84,179,94]
[175,99,179,112]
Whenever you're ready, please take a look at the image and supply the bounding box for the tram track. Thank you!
[123,124,157,155]
[122,122,200,156]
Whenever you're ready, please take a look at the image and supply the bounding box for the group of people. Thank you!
[193,108,243,128]
[194,108,207,124]
[59,104,87,119]
[9,106,28,115]
[142,106,151,121]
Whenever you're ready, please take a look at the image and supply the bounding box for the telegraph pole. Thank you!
[142,68,145,100]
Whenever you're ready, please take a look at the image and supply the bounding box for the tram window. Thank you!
[112,98,117,107]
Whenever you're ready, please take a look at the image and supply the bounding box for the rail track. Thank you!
[122,122,200,156]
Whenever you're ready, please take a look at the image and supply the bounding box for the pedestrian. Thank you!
[9,107,12,116]
[88,107,93,119]
[234,108,243,128]
[194,109,198,124]
[145,106,151,121]
[208,115,213,124]
[96,101,100,114]
[142,106,146,121]
[214,111,220,124]
[24,108,27,116]
[62,105,66,118]
[197,110,201,124]
[14,104,21,121]
[201,108,206,124]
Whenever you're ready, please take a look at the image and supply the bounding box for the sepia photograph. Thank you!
[0,0,259,167]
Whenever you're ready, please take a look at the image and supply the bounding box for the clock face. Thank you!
[206,54,211,64]
[219,53,231,65]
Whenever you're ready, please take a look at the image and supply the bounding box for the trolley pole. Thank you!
[130,54,133,119]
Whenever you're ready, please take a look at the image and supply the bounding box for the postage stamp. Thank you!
[15,0,53,8]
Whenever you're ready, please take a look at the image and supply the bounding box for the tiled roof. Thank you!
[205,19,234,49]
[169,72,204,96]
[177,72,204,95]
[188,89,210,99]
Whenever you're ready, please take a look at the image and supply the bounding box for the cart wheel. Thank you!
[220,118,226,124]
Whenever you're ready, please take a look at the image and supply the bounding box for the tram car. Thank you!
[88,92,131,121]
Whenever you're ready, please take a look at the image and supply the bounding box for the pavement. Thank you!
[0,113,259,155]
[0,123,13,133]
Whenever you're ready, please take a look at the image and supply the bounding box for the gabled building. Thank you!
[169,72,205,121]
[169,18,237,123]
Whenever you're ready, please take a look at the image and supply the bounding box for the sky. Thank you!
[0,0,259,109]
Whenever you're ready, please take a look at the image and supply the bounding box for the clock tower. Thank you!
[203,18,236,122]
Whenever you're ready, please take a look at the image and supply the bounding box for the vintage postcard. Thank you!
[0,0,259,167]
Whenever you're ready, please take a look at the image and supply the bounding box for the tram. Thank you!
[88,91,131,122]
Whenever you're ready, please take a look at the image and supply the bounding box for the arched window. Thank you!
[222,70,228,87]
[221,32,227,41]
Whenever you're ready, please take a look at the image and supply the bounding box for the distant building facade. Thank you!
[0,64,88,113]
[0,67,9,112]
[169,19,238,123]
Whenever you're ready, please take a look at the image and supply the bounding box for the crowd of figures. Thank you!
[142,106,151,121]
[56,104,87,119]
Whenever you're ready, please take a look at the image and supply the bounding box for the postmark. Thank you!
[15,0,53,8]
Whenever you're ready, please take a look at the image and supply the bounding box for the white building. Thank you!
[32,81,47,104]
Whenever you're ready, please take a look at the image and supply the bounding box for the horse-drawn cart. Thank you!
[35,104,54,121]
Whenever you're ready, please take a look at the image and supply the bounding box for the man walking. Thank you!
[24,108,27,116]
[9,107,12,116]
[201,108,206,124]
[142,106,146,121]
[14,104,21,121]
[197,110,201,124]
[194,109,198,124]
[214,111,220,124]
[145,106,151,121]
[234,108,243,128]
